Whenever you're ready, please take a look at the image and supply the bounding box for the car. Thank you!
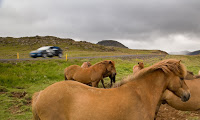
[30,46,63,58]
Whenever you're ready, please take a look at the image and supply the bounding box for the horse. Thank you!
[161,78,200,111]
[80,61,115,88]
[64,60,116,88]
[185,70,200,80]
[133,62,144,74]
[32,59,190,120]
[81,62,92,68]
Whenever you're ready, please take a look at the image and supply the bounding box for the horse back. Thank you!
[64,65,81,80]
[73,67,93,83]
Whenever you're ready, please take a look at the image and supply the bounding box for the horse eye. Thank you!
[180,77,184,80]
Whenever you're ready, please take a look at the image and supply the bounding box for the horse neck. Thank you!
[92,63,107,74]
[124,70,167,118]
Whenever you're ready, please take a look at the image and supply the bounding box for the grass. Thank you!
[0,55,200,119]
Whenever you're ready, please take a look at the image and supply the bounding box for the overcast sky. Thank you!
[0,0,200,53]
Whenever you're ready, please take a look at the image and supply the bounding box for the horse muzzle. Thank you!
[109,73,116,83]
[112,73,116,82]
[181,92,190,102]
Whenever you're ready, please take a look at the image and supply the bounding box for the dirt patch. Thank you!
[156,104,200,120]
[10,91,27,98]
[8,105,22,114]
[0,86,8,94]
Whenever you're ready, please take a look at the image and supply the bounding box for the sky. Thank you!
[0,0,200,53]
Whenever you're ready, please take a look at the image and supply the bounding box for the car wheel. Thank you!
[42,54,47,58]
[58,53,62,58]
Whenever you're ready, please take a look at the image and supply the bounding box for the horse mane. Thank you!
[91,60,115,67]
[112,59,187,88]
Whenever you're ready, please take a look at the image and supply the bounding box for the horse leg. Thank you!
[101,80,106,88]
[92,81,99,88]
[154,101,163,120]
[109,75,115,87]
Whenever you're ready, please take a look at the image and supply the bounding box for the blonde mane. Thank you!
[112,59,187,88]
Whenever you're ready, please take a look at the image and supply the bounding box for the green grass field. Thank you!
[1,55,200,119]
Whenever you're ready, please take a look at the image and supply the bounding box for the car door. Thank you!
[52,47,59,55]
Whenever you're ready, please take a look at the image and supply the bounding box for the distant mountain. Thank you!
[187,50,200,55]
[97,40,128,48]
[169,50,200,55]
[169,51,190,55]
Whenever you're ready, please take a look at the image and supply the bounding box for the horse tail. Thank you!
[32,91,41,120]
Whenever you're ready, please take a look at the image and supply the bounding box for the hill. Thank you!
[0,36,168,59]
[169,51,190,55]
[0,36,116,52]
[97,40,128,48]
[187,50,200,55]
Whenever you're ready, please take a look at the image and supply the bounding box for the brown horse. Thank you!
[64,60,116,87]
[80,61,115,88]
[161,78,200,111]
[32,59,190,120]
[133,62,144,74]
[81,62,92,68]
[132,64,199,119]
[185,71,200,80]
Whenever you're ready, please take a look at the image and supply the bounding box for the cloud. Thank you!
[0,0,200,52]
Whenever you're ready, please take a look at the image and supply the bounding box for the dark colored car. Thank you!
[30,46,63,58]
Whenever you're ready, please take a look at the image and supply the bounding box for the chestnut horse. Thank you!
[185,71,200,80]
[32,59,190,120]
[81,62,92,68]
[161,78,200,111]
[133,62,144,74]
[64,60,116,87]
[80,61,115,88]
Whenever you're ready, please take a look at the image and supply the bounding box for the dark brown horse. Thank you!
[64,60,116,87]
[32,59,190,120]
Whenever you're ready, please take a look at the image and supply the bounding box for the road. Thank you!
[0,54,166,62]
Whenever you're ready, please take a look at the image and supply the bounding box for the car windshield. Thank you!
[37,46,51,51]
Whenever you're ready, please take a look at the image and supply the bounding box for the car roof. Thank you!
[37,46,53,50]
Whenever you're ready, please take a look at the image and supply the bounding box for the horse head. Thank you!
[185,71,196,80]
[81,62,92,68]
[163,60,190,102]
[104,60,117,81]
[138,62,144,68]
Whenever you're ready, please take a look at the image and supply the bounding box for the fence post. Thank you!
[17,52,19,59]
[66,54,68,61]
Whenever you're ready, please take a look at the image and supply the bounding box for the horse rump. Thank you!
[32,92,41,120]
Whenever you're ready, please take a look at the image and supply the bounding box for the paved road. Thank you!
[0,54,166,62]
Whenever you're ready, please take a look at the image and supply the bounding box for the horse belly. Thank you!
[73,72,91,84]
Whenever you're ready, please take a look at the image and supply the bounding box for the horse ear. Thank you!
[178,60,181,64]
[109,61,112,64]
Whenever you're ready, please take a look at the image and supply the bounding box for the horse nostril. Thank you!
[181,93,190,102]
